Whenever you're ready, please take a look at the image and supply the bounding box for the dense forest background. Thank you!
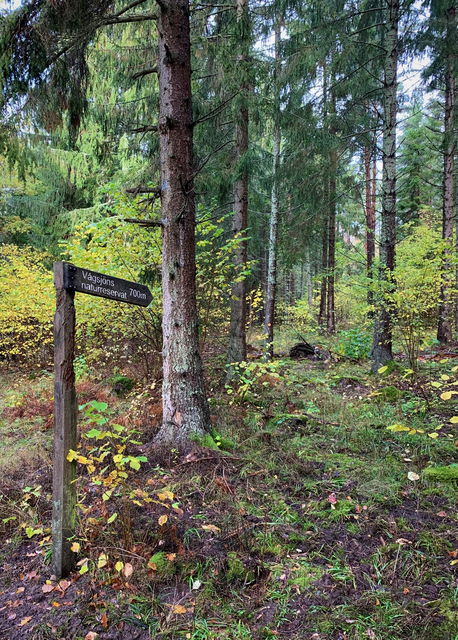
[0,0,456,376]
[0,2,457,639]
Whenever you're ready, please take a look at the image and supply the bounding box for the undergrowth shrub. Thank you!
[0,244,54,364]
[336,328,371,360]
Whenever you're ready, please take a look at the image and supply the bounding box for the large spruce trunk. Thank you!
[437,4,456,344]
[227,0,249,370]
[264,19,281,358]
[371,0,398,372]
[155,0,210,447]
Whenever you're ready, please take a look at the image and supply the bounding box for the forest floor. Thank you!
[0,337,457,640]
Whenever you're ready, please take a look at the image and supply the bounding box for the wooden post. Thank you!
[52,261,77,578]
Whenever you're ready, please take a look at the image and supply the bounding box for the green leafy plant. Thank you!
[225,359,285,401]
[336,328,371,360]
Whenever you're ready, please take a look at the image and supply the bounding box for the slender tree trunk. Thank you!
[371,0,398,372]
[365,145,376,313]
[227,0,249,370]
[327,142,337,334]
[155,0,210,447]
[318,62,328,329]
[304,249,313,307]
[264,19,281,359]
[318,213,329,327]
[437,5,456,344]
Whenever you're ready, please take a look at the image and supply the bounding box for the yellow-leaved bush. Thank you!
[60,207,163,375]
[0,244,54,363]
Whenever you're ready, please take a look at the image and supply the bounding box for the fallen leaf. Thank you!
[18,616,32,626]
[71,542,80,553]
[58,580,71,593]
[171,604,187,614]
[97,553,108,569]
[42,583,55,593]
[158,515,168,526]
[437,511,447,517]
[85,633,98,640]
[115,561,124,572]
[201,524,220,533]
[16,587,25,594]
[123,563,133,578]
[101,613,108,628]
[327,493,337,504]
[407,471,420,481]
[157,490,174,501]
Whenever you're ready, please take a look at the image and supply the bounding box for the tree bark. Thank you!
[371,0,398,372]
[327,143,337,334]
[304,249,313,307]
[437,4,456,344]
[227,0,249,371]
[264,19,281,359]
[365,144,376,313]
[318,212,329,327]
[155,0,210,447]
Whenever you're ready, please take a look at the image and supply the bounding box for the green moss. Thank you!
[373,386,404,402]
[191,429,235,452]
[424,464,458,482]
[147,552,176,577]
[225,552,255,583]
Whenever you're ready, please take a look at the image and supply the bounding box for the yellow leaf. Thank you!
[19,617,32,626]
[67,450,78,462]
[171,604,187,614]
[450,416,458,424]
[428,432,439,439]
[387,424,410,432]
[450,559,458,566]
[158,515,168,526]
[377,366,388,374]
[115,561,124,572]
[441,391,457,400]
[157,490,174,501]
[201,524,221,532]
[97,553,108,569]
[71,542,80,553]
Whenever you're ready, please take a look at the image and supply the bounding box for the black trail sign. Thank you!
[52,262,152,578]
[63,262,152,307]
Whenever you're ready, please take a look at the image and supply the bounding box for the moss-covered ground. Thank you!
[0,342,457,640]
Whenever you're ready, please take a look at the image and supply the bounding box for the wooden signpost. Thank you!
[52,262,152,577]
